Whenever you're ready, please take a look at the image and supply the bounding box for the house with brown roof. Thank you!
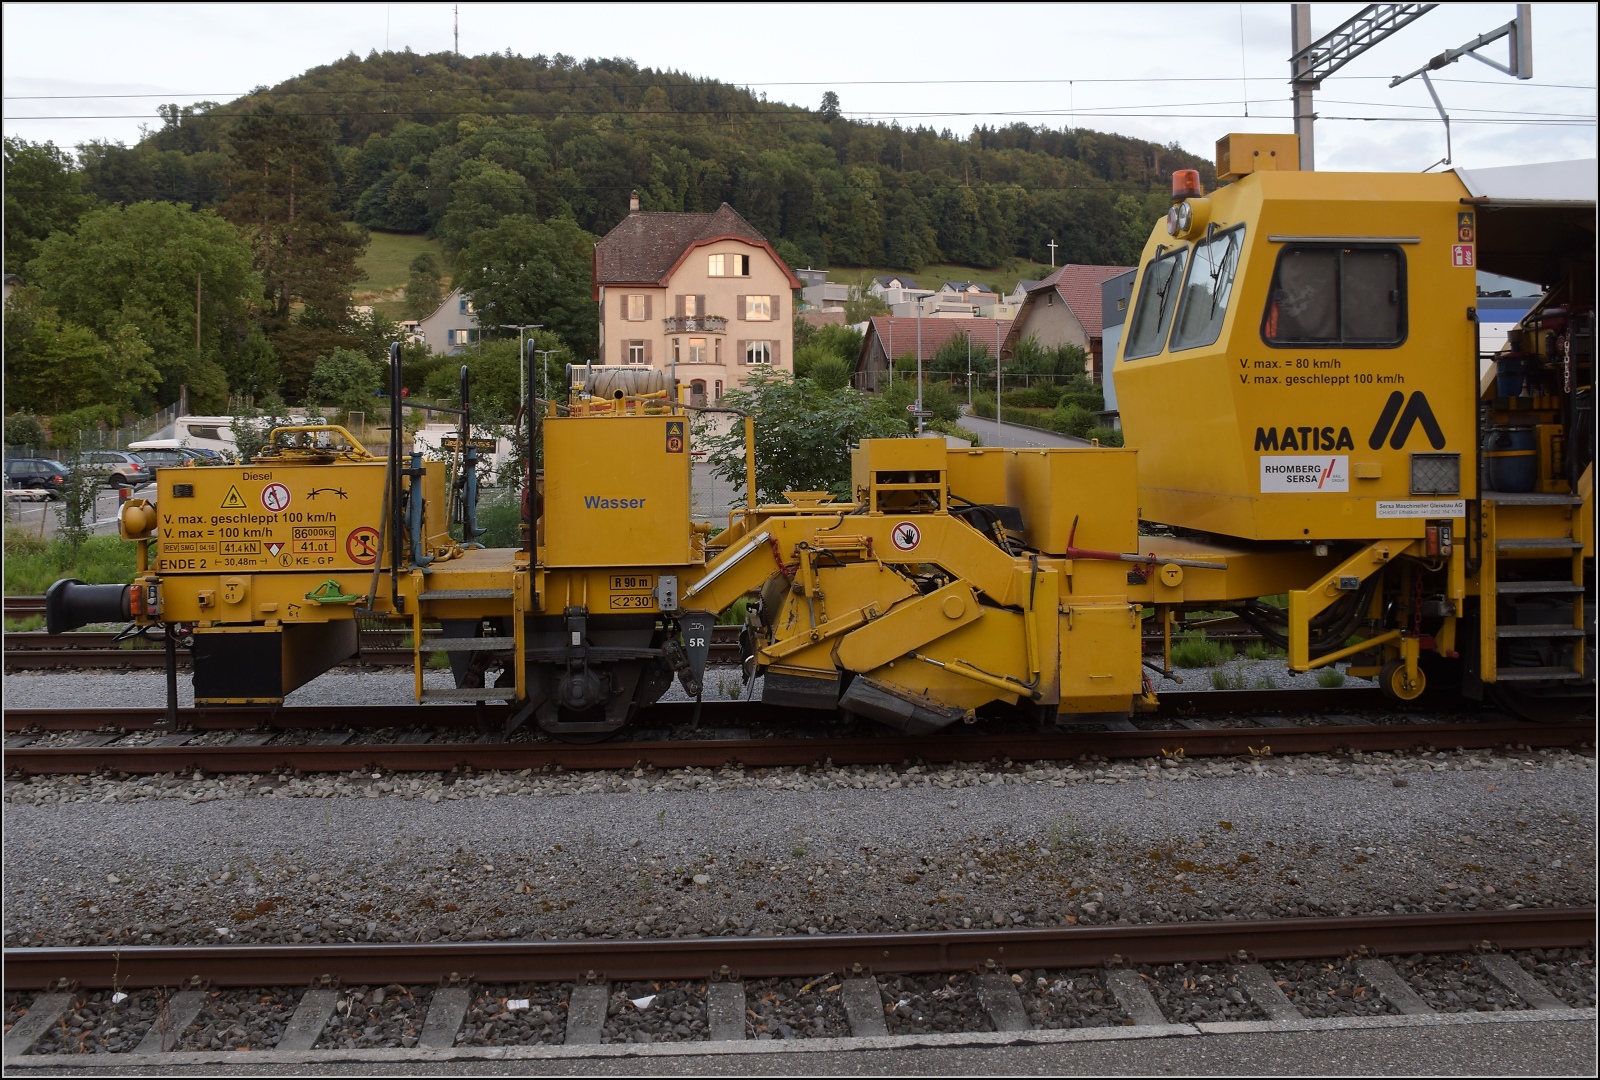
[999,264,1134,383]
[593,194,802,405]
[854,316,1012,392]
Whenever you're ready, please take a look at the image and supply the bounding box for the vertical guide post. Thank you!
[1291,3,1316,171]
[388,342,404,611]
[744,416,757,512]
[459,365,481,546]
[526,339,538,557]
[162,622,179,731]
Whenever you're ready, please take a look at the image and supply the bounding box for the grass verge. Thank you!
[3,531,140,594]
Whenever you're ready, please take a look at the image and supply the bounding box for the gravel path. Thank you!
[4,740,1592,950]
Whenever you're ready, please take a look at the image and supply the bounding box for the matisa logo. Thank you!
[1254,426,1354,452]
[1254,392,1446,454]
[1368,391,1445,450]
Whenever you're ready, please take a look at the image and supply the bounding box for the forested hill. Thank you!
[86,50,1212,270]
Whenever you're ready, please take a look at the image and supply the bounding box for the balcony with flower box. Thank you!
[662,315,727,334]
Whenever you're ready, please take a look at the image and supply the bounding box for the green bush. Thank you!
[473,492,523,549]
[1058,387,1105,412]
[1052,403,1096,438]
[1315,667,1347,688]
[1002,386,1060,410]
[1088,425,1125,447]
[716,595,749,626]
[971,391,997,419]
[805,355,852,392]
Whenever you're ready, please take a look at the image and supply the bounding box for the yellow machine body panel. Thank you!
[154,461,391,578]
[1116,169,1478,542]
[542,414,694,568]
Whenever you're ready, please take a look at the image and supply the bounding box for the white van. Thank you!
[171,416,239,460]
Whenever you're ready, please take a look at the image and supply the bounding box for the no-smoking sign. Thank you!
[260,483,291,512]
[891,521,921,552]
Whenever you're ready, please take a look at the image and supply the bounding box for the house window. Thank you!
[671,338,681,362]
[459,298,476,314]
[628,341,646,364]
[714,338,721,365]
[689,338,707,363]
[683,294,699,317]
[627,295,646,321]
[746,341,771,365]
[448,329,479,347]
[709,253,751,277]
[714,379,723,401]
[743,295,772,321]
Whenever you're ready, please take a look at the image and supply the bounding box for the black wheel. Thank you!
[1378,659,1426,703]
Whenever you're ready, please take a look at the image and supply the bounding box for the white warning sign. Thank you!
[1260,455,1348,493]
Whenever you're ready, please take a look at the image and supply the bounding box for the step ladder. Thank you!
[1479,498,1587,685]
[411,581,527,703]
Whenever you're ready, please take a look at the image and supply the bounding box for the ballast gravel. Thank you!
[1022,970,1131,1028]
[602,981,708,1043]
[879,973,991,1036]
[742,975,853,1039]
[178,987,297,1051]
[314,984,428,1049]
[456,984,567,1046]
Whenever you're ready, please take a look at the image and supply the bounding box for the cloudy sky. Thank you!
[3,2,1595,171]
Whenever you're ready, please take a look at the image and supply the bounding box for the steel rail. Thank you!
[4,719,1588,776]
[4,907,1590,990]
[2,688,1391,733]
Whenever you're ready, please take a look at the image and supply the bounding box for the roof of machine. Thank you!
[1453,159,1597,207]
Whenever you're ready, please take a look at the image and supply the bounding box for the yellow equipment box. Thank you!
[542,414,693,568]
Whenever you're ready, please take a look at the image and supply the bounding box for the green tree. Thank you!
[305,348,385,414]
[3,288,161,415]
[26,201,260,410]
[456,216,599,360]
[403,251,445,318]
[819,91,842,122]
[843,276,889,323]
[4,138,96,273]
[220,104,366,393]
[698,367,904,503]
[804,355,852,391]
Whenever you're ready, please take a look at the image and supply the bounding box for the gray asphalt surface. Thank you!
[957,413,1090,450]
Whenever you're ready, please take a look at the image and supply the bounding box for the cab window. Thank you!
[1123,247,1189,360]
[1169,225,1244,352]
[1262,245,1405,346]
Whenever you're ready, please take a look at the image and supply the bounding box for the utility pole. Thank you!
[1288,3,1438,173]
[915,300,924,436]
[454,4,459,55]
[534,349,563,419]
[501,324,542,404]
[1291,5,1315,171]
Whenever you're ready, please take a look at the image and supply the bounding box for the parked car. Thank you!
[4,458,71,498]
[130,446,209,470]
[74,449,153,488]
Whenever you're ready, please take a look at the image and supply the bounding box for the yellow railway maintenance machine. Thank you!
[1114,134,1594,720]
[48,136,1593,731]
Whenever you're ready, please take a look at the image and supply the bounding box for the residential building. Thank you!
[999,264,1134,383]
[593,195,802,404]
[401,287,480,355]
[1007,279,1043,303]
[854,316,1011,392]
[938,281,1000,305]
[1098,268,1137,427]
[796,267,849,312]
[868,275,934,308]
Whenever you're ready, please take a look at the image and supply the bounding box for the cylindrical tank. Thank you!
[1494,353,1528,398]
[1483,426,1537,492]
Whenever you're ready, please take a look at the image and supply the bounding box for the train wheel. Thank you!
[1378,659,1426,703]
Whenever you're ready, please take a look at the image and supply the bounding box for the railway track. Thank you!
[4,908,1592,1060]
[3,700,1589,775]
